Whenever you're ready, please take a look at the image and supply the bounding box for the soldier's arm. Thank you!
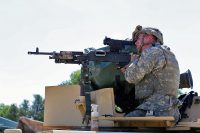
[124,47,166,84]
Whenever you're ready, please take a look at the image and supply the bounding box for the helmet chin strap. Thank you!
[137,35,145,55]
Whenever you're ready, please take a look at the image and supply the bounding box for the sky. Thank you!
[0,0,200,105]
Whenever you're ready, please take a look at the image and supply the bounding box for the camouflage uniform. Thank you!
[124,44,181,122]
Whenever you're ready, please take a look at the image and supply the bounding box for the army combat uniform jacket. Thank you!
[124,45,180,120]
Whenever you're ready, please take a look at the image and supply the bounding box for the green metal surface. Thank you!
[86,45,135,90]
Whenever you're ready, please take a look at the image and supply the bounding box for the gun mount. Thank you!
[28,37,138,124]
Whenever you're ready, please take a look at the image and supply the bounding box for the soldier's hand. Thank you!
[120,65,129,74]
[131,54,139,62]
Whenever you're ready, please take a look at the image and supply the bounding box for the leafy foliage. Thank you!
[18,99,31,118]
[69,70,81,85]
[0,104,10,118]
[6,104,19,121]
[31,94,44,121]
[0,95,44,122]
[59,70,81,86]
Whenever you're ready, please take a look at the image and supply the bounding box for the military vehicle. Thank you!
[21,35,200,133]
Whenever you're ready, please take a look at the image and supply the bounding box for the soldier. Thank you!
[121,25,181,122]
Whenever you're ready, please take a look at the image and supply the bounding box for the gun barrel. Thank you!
[28,47,56,55]
[28,51,54,55]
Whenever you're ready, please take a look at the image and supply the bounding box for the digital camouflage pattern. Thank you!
[132,25,163,45]
[140,27,164,45]
[124,44,181,122]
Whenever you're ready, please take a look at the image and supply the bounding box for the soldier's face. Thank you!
[136,33,156,50]
[135,33,145,50]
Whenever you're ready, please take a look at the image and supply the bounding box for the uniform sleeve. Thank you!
[124,47,166,84]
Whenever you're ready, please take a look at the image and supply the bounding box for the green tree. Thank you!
[59,80,70,86]
[18,99,31,118]
[31,94,44,121]
[0,104,9,118]
[59,70,81,86]
[6,104,19,121]
[69,70,81,85]
[0,95,46,122]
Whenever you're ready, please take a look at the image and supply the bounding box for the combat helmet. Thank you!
[133,25,163,45]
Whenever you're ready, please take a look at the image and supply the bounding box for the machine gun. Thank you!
[28,37,136,66]
[28,37,137,124]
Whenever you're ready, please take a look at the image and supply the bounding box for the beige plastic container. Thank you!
[4,129,22,133]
